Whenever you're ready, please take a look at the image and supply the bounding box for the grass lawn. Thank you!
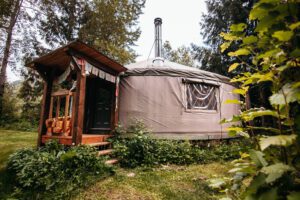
[0,129,230,200]
[0,129,37,169]
[76,163,229,200]
[0,129,37,199]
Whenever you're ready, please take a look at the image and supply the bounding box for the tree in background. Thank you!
[0,0,23,116]
[163,41,195,67]
[193,0,255,76]
[79,0,145,64]
[18,0,145,128]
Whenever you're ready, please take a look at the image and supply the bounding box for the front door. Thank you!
[86,78,114,133]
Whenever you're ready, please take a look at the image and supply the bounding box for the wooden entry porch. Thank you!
[28,41,126,146]
[42,134,111,145]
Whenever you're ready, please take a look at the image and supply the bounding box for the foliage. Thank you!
[79,0,145,64]
[214,0,300,199]
[163,41,195,67]
[7,140,114,199]
[0,82,21,124]
[193,0,255,76]
[18,69,43,125]
[113,121,251,168]
[0,81,39,131]
[37,0,145,64]
[17,0,145,122]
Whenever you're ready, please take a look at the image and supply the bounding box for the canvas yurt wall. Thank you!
[118,59,240,140]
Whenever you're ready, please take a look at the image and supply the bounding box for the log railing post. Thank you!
[37,72,53,147]
[72,59,86,145]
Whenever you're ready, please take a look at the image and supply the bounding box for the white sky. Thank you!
[7,0,207,82]
[133,0,207,61]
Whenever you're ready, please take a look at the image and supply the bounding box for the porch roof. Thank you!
[27,40,127,75]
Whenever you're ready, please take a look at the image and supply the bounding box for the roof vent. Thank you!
[153,17,164,67]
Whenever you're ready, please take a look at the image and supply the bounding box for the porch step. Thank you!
[98,149,114,156]
[81,134,112,145]
[88,142,111,147]
[105,159,118,165]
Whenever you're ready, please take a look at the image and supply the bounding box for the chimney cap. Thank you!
[154,17,162,25]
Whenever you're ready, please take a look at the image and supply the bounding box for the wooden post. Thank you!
[37,73,53,147]
[113,76,120,128]
[64,95,70,133]
[72,59,86,145]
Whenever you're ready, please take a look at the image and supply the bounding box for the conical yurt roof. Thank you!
[124,58,230,84]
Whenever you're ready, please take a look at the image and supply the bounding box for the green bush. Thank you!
[113,121,251,168]
[0,119,38,132]
[7,140,114,199]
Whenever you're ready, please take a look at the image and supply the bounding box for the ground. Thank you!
[0,129,230,200]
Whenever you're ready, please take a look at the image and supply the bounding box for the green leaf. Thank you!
[249,7,268,20]
[220,115,241,124]
[259,135,297,151]
[290,48,300,57]
[242,110,279,121]
[220,32,239,41]
[224,99,242,104]
[228,63,240,72]
[244,173,266,196]
[227,127,243,137]
[269,83,300,105]
[289,22,300,30]
[208,178,227,189]
[287,192,300,200]
[228,48,251,56]
[232,88,248,96]
[220,42,231,53]
[249,150,268,167]
[230,23,247,32]
[272,31,294,41]
[261,163,294,183]
[243,36,258,45]
[258,188,278,200]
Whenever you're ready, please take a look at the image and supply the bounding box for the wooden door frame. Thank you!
[84,77,116,134]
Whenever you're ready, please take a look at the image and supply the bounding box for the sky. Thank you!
[7,0,207,82]
[133,0,207,61]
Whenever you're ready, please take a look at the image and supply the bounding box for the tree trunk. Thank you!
[0,0,22,115]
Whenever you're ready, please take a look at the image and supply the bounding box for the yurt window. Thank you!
[186,83,218,111]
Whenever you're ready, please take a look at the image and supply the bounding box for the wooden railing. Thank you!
[45,89,74,136]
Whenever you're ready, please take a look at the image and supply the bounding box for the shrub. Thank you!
[7,140,114,199]
[113,121,251,168]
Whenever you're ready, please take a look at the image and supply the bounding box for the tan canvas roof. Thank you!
[124,59,231,84]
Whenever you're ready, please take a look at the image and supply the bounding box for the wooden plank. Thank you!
[113,77,120,128]
[64,94,70,133]
[42,135,72,145]
[51,89,69,96]
[37,72,53,147]
[76,61,86,145]
[70,92,77,144]
[49,96,53,118]
[56,96,60,118]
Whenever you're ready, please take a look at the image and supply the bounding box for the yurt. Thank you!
[118,18,240,140]
[30,18,240,147]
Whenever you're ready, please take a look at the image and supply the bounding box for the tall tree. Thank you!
[79,0,145,64]
[193,0,255,76]
[163,41,195,67]
[19,0,145,124]
[0,0,23,115]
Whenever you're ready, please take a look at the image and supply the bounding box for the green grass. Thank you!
[0,129,231,200]
[76,163,230,200]
[0,129,36,199]
[0,129,36,169]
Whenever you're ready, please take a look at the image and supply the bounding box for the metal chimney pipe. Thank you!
[154,17,162,58]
